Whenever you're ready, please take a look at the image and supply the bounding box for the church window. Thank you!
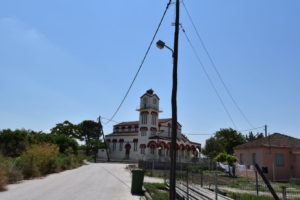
[150,147,155,155]
[140,147,145,154]
[112,143,116,151]
[119,142,123,151]
[143,98,148,108]
[141,113,148,124]
[151,130,156,136]
[141,130,147,136]
[134,142,137,151]
[151,114,157,125]
[153,98,157,104]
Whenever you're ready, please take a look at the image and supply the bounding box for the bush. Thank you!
[34,134,78,154]
[0,129,33,157]
[19,144,59,178]
[0,166,8,191]
[144,183,168,200]
[0,155,23,184]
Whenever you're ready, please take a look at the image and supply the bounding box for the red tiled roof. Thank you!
[234,133,300,149]
[115,121,139,126]
[106,132,139,137]
[114,118,177,126]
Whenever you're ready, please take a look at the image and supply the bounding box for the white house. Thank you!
[102,89,201,162]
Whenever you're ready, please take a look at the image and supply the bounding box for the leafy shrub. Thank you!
[0,166,8,191]
[0,155,23,184]
[34,134,78,154]
[19,144,59,178]
[0,129,33,157]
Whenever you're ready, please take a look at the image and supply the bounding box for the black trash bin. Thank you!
[131,169,145,194]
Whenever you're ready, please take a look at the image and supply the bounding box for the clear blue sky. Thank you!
[1,0,300,145]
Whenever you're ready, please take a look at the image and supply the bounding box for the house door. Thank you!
[125,143,131,159]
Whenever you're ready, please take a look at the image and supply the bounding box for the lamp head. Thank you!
[156,40,165,49]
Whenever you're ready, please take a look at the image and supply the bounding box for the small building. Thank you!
[102,89,201,162]
[234,133,300,181]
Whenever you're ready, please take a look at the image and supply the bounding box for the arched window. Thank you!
[141,112,148,124]
[143,97,148,108]
[151,113,157,125]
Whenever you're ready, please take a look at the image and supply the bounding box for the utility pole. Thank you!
[264,124,268,137]
[169,0,180,199]
[98,116,110,162]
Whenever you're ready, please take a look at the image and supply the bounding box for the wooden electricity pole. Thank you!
[169,0,180,199]
[98,116,110,162]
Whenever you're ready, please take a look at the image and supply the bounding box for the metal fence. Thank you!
[139,160,300,200]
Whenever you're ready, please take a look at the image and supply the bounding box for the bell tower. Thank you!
[137,89,160,138]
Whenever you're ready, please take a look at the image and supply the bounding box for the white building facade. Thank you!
[103,89,201,162]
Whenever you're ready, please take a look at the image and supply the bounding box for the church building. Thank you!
[104,89,201,162]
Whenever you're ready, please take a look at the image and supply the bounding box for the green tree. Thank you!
[51,121,83,140]
[202,137,224,159]
[215,152,238,177]
[215,128,245,154]
[0,129,34,157]
[245,131,264,142]
[78,120,102,160]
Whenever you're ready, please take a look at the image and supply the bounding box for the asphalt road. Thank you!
[0,163,157,200]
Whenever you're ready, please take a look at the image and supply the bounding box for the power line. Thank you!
[101,117,120,124]
[104,0,172,124]
[180,24,237,130]
[239,126,265,133]
[182,1,254,129]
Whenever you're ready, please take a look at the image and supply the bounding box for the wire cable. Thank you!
[180,25,237,129]
[239,126,265,133]
[182,1,254,129]
[105,0,172,124]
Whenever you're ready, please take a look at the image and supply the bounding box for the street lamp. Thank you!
[156,40,174,54]
[156,39,178,200]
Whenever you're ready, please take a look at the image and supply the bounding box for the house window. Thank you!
[275,153,284,166]
[140,147,145,154]
[119,142,123,151]
[141,130,147,136]
[134,142,137,151]
[150,147,155,155]
[112,142,116,151]
[240,153,244,164]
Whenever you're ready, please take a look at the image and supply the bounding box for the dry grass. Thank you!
[0,166,8,191]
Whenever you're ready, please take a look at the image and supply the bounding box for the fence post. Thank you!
[186,167,189,200]
[215,173,218,200]
[281,186,287,200]
[200,171,203,188]
[152,159,154,175]
[255,170,259,196]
